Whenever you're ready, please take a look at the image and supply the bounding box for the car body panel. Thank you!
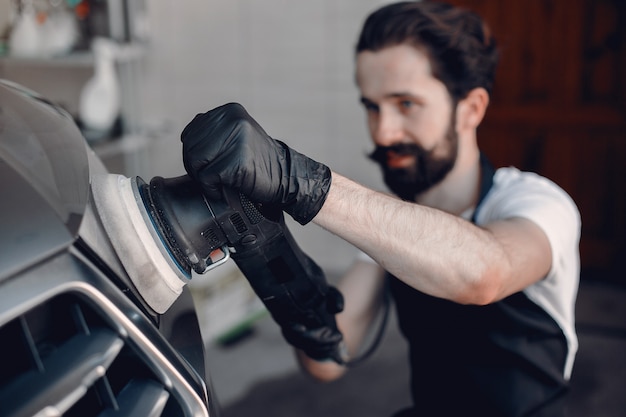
[0,79,217,416]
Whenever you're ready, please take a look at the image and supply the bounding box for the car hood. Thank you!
[0,79,90,281]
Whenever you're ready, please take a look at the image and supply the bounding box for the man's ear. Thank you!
[456,87,490,131]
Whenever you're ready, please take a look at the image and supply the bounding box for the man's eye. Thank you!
[363,102,379,113]
[400,100,413,109]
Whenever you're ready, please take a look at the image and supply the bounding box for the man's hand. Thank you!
[181,103,331,225]
[280,285,348,364]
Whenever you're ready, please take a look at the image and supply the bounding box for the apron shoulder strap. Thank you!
[471,152,496,224]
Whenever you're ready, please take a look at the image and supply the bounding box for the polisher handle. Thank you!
[218,188,348,364]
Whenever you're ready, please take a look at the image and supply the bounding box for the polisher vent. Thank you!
[229,213,248,234]
[201,228,220,247]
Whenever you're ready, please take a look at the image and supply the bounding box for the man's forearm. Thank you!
[312,172,507,304]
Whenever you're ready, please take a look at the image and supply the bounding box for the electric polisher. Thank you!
[91,173,347,364]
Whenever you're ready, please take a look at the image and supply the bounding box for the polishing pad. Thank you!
[91,173,189,313]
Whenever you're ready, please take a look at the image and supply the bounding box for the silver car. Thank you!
[0,79,217,417]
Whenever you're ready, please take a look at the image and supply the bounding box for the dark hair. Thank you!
[356,1,499,101]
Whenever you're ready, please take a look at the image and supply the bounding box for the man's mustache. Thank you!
[368,143,424,166]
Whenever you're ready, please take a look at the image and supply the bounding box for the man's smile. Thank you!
[386,151,416,169]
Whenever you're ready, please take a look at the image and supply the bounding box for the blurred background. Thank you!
[1,0,624,415]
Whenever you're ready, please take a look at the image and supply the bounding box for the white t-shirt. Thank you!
[474,167,581,379]
[358,167,581,379]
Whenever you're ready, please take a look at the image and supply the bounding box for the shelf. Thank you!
[0,43,146,68]
[1,41,150,176]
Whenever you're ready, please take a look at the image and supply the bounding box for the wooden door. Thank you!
[442,0,626,283]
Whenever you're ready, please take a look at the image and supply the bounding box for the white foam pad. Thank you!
[91,174,188,313]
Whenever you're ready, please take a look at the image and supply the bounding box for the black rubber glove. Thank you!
[181,103,332,225]
[280,286,348,363]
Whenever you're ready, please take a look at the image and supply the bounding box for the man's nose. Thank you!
[373,110,404,147]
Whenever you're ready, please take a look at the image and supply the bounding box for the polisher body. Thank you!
[93,173,347,363]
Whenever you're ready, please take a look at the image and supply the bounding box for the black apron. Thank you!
[390,154,569,417]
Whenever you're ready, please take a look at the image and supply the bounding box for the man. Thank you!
[181,2,581,416]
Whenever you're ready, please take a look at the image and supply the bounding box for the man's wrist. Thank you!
[286,150,332,225]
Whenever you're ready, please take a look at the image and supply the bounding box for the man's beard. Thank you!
[368,119,458,201]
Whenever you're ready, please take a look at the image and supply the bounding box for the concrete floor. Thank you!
[204,279,626,417]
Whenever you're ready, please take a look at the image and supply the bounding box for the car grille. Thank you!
[0,252,210,417]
